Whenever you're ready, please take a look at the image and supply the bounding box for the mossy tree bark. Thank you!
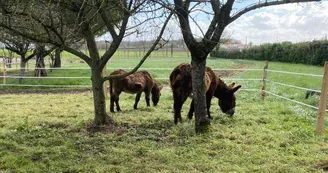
[191,58,211,133]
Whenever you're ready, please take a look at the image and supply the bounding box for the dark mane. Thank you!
[214,77,229,98]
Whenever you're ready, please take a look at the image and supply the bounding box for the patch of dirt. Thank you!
[86,122,126,135]
[213,63,256,79]
[84,120,174,143]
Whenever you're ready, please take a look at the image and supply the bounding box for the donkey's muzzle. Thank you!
[225,108,235,116]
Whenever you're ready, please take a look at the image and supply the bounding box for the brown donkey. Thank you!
[109,69,163,112]
[170,63,241,124]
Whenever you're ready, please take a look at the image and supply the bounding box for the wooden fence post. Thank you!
[3,58,6,84]
[316,61,328,134]
[103,63,108,99]
[261,60,268,100]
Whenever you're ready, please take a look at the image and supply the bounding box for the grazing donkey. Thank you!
[109,69,163,112]
[170,63,241,124]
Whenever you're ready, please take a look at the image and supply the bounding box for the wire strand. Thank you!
[266,69,322,78]
[264,90,323,110]
[266,80,321,93]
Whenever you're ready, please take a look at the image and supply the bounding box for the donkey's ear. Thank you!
[231,85,242,93]
[229,82,236,88]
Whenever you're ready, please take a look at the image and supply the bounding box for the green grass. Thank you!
[0,86,327,172]
[0,55,328,172]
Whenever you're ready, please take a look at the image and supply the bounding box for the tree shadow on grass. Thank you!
[111,107,156,114]
[85,121,125,135]
[84,116,175,139]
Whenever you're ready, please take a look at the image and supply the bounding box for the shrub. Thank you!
[210,40,328,66]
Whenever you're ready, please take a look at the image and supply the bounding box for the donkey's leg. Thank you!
[173,92,188,124]
[116,97,121,112]
[110,94,117,112]
[173,93,182,124]
[114,91,122,112]
[134,93,142,109]
[144,91,151,107]
[187,99,194,120]
[188,92,213,120]
[144,90,151,107]
[206,94,213,119]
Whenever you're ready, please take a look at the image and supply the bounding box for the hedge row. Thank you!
[210,40,328,66]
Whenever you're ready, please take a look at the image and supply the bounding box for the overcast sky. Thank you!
[224,1,328,45]
[171,1,328,45]
[226,0,328,44]
[111,1,328,46]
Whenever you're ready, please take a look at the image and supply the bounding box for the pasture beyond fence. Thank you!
[0,59,327,134]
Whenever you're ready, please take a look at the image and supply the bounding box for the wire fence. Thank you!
[1,60,327,133]
[0,64,325,110]
[0,66,323,97]
[261,71,325,112]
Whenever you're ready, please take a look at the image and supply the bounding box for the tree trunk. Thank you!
[34,46,47,77]
[53,48,61,68]
[19,56,26,83]
[91,68,114,125]
[191,58,211,133]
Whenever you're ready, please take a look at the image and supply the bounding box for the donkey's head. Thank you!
[215,82,241,116]
[151,83,163,106]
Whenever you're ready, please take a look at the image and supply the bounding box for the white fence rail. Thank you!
[0,62,327,134]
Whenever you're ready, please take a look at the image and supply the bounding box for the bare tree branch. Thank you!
[0,23,53,45]
[62,45,91,65]
[99,12,130,68]
[103,10,174,81]
[174,0,196,48]
[210,0,221,12]
[189,13,206,37]
[99,8,119,40]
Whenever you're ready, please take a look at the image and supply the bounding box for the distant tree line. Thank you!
[210,40,328,66]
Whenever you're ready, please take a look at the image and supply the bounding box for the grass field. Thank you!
[0,54,328,172]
